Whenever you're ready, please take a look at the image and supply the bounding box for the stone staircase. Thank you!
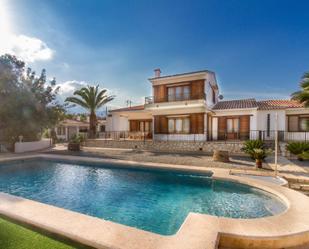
[284,175,309,196]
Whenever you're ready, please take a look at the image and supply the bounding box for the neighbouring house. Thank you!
[103,69,309,142]
[55,117,107,141]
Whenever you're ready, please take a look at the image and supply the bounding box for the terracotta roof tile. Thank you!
[110,105,145,112]
[257,100,304,110]
[212,98,258,110]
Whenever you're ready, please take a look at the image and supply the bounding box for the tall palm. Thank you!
[66,85,114,138]
[292,72,309,107]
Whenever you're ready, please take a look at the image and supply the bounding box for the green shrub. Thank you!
[251,148,272,160]
[286,142,309,156]
[242,140,265,159]
[69,134,85,144]
[300,151,309,160]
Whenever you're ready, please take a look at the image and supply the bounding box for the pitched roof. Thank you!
[212,98,258,110]
[60,119,89,126]
[257,100,304,110]
[110,105,145,112]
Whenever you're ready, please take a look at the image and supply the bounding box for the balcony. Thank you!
[145,93,205,104]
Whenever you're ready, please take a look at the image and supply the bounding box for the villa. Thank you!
[106,69,309,142]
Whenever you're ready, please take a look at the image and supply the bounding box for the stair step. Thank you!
[290,183,309,191]
[284,177,309,184]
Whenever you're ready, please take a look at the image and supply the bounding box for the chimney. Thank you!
[154,68,161,78]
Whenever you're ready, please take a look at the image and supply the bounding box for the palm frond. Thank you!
[65,97,89,109]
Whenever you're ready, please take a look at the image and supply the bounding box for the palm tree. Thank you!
[66,85,114,138]
[292,72,309,107]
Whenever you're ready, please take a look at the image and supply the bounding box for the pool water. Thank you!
[0,159,286,235]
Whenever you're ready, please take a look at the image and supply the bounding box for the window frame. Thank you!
[167,84,191,102]
[168,117,190,134]
[299,117,309,132]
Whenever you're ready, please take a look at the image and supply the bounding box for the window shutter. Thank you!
[153,85,167,103]
[129,120,139,132]
[288,116,299,132]
[190,113,204,134]
[239,115,250,140]
[191,80,205,100]
[154,116,168,134]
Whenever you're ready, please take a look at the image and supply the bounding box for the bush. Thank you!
[300,151,309,160]
[251,148,272,160]
[69,134,85,144]
[242,140,265,159]
[286,142,309,160]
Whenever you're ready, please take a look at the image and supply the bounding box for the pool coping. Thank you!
[0,154,309,249]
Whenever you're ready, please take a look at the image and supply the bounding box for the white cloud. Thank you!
[0,34,54,62]
[56,80,88,101]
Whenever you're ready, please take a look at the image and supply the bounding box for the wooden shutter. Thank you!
[129,120,139,132]
[154,116,168,134]
[191,80,205,100]
[190,113,204,134]
[218,117,226,140]
[239,115,250,139]
[218,117,226,132]
[239,116,250,133]
[153,85,167,103]
[288,116,299,132]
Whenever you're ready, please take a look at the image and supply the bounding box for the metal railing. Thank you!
[216,130,309,142]
[88,130,309,142]
[145,93,206,104]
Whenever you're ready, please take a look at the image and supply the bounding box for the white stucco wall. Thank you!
[106,114,129,132]
[212,117,218,140]
[15,139,51,153]
[256,110,286,131]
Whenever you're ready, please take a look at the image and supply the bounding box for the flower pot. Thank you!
[255,159,262,168]
[68,143,80,151]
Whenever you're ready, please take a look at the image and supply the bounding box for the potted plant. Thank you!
[241,140,265,159]
[68,134,85,151]
[251,148,272,168]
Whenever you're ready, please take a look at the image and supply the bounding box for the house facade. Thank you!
[106,69,309,142]
[55,118,107,141]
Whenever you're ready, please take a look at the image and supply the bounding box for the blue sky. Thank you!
[1,0,309,111]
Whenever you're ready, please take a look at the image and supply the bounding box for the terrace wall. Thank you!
[85,139,246,154]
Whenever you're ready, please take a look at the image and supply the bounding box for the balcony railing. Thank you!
[145,93,205,104]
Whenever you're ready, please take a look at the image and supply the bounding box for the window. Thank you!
[138,121,152,132]
[57,126,65,135]
[288,116,299,132]
[167,85,190,102]
[168,117,190,133]
[227,118,239,133]
[300,117,309,132]
[100,125,105,132]
[266,114,270,137]
[288,116,309,132]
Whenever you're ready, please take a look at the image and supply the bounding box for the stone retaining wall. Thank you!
[85,139,246,154]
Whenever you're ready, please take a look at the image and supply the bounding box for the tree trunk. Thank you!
[89,112,97,139]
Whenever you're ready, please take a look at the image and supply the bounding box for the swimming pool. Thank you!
[0,159,286,235]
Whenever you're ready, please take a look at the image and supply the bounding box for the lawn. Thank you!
[0,217,79,249]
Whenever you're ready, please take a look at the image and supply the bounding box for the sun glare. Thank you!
[0,0,12,35]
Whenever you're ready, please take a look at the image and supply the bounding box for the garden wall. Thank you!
[85,139,246,154]
[15,139,52,153]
